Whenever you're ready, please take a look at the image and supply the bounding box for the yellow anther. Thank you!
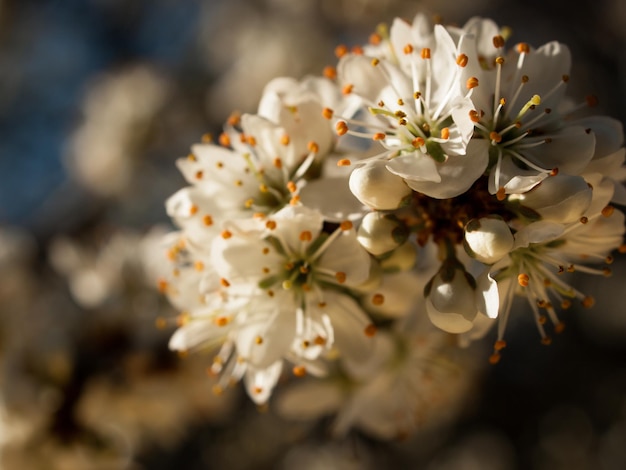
[307,141,319,153]
[412,137,425,148]
[555,322,566,334]
[516,42,530,54]
[469,110,480,122]
[265,220,277,230]
[456,53,468,67]
[466,77,479,89]
[214,316,230,326]
[220,278,230,288]
[280,134,290,146]
[218,132,231,147]
[340,220,353,231]
[189,204,199,215]
[322,107,334,119]
[155,317,168,330]
[194,261,204,271]
[323,65,337,80]
[541,336,552,345]
[580,216,589,224]
[496,187,506,201]
[582,296,595,308]
[493,35,505,48]
[364,324,377,337]
[601,205,615,217]
[201,133,213,143]
[369,32,382,45]
[371,58,380,66]
[490,131,502,143]
[187,153,197,161]
[255,336,263,345]
[334,44,348,58]
[489,352,501,364]
[342,84,354,95]
[517,273,529,287]
[273,157,283,169]
[337,158,352,166]
[440,127,450,140]
[495,56,505,65]
[420,47,430,59]
[351,45,363,55]
[335,272,346,283]
[373,132,386,141]
[494,340,507,351]
[292,366,306,377]
[403,44,414,54]
[336,121,348,136]
[372,293,385,306]
[221,230,232,239]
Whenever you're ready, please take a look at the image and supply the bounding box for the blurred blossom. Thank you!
[63,64,171,198]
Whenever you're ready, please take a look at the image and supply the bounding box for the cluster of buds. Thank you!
[157,13,626,438]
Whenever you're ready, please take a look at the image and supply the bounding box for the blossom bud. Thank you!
[349,159,412,210]
[464,217,514,264]
[425,261,478,333]
[515,174,592,223]
[357,212,407,256]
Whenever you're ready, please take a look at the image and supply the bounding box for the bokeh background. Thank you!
[1,0,626,468]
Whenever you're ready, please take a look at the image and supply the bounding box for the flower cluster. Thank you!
[158,13,626,438]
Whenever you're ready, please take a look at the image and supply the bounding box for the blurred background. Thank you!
[1,0,626,468]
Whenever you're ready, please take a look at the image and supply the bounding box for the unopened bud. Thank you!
[349,160,412,210]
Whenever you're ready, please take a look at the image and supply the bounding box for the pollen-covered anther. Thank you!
[489,352,501,364]
[403,44,414,54]
[212,385,223,395]
[603,267,612,277]
[373,132,386,141]
[586,95,598,107]
[518,273,530,287]
[255,336,263,345]
[605,255,614,265]
[265,220,277,230]
[456,53,468,67]
[337,158,352,166]
[469,110,480,122]
[287,181,297,193]
[342,84,354,95]
[322,107,334,119]
[496,187,506,201]
[420,47,431,59]
[253,387,263,395]
[221,230,232,239]
[334,44,348,58]
[541,336,553,345]
[336,121,348,135]
[259,183,269,193]
[495,56,505,65]
[412,137,425,148]
[194,261,204,271]
[371,58,380,66]
[538,315,547,325]
[549,167,559,177]
[351,45,363,54]
[292,366,306,377]
[214,316,230,327]
[601,205,615,217]
[516,42,530,53]
[489,131,502,143]
[440,127,450,140]
[340,220,353,231]
[154,317,168,330]
[220,278,231,288]
[561,299,572,309]
[466,77,479,89]
[187,153,197,162]
[335,272,347,283]
[307,141,319,153]
[314,335,326,346]
[554,322,566,334]
[494,340,507,351]
[364,324,377,337]
[189,204,199,215]
[372,293,385,306]
[201,133,213,143]
[582,296,595,308]
[369,32,382,45]
[289,195,300,205]
[323,65,337,80]
[580,216,589,224]
[492,35,505,48]
[218,132,231,147]
[272,157,283,169]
